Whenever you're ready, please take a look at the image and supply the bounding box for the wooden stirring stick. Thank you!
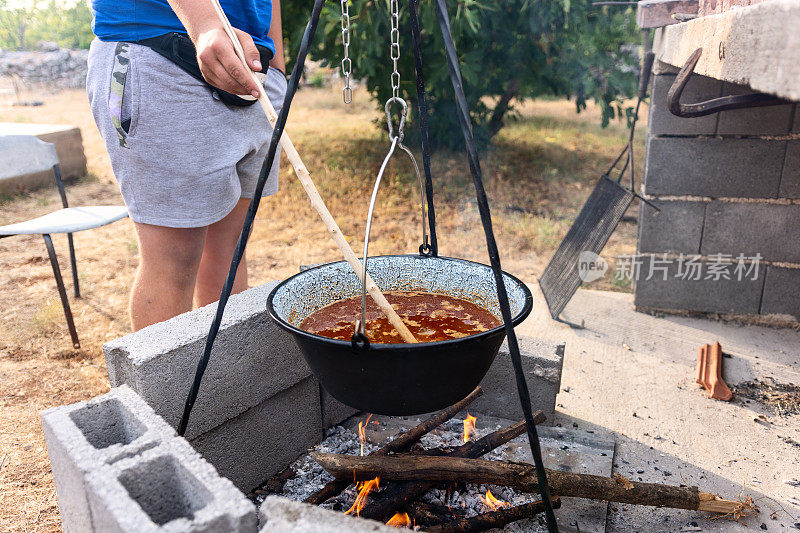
[209,0,418,343]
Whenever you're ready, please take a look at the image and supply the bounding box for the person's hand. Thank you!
[194,26,262,97]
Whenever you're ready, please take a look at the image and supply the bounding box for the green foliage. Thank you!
[0,0,93,51]
[283,0,641,149]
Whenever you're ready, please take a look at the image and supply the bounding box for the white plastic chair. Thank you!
[0,136,128,348]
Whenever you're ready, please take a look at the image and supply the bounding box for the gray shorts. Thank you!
[87,38,287,228]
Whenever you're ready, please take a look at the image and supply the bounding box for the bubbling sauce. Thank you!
[299,291,501,344]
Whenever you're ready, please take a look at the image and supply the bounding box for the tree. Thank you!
[0,0,34,50]
[0,0,93,50]
[283,0,641,149]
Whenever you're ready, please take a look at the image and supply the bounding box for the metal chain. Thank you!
[389,0,400,99]
[340,0,352,103]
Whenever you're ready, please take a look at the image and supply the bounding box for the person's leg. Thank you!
[195,198,251,307]
[131,222,207,330]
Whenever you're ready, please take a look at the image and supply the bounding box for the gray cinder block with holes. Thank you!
[41,385,177,533]
[85,437,256,533]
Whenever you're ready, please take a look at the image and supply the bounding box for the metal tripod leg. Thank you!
[67,233,80,298]
[42,233,80,349]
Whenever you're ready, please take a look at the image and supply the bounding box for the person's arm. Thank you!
[167,0,263,97]
[267,0,285,74]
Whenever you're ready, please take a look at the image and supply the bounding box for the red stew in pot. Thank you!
[299,291,501,344]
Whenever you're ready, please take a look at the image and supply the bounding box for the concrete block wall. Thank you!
[41,385,256,532]
[635,70,800,321]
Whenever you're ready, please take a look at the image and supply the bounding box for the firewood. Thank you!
[424,498,561,533]
[304,386,484,505]
[353,413,545,521]
[251,466,295,497]
[311,454,743,514]
[405,500,463,527]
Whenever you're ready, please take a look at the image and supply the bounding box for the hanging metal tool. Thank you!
[355,97,427,347]
[668,48,790,118]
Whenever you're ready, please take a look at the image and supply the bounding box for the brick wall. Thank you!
[634,68,800,321]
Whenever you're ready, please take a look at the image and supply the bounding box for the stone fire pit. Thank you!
[41,281,565,532]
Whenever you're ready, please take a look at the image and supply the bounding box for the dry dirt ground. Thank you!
[0,85,643,531]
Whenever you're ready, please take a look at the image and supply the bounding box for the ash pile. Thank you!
[0,41,89,88]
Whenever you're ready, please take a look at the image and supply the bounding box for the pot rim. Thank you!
[266,254,534,351]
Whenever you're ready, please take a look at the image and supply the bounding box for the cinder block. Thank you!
[41,385,177,533]
[716,83,794,135]
[320,385,360,430]
[701,201,800,263]
[0,124,87,194]
[190,377,322,492]
[636,0,698,28]
[470,337,564,425]
[779,140,800,198]
[637,199,706,254]
[643,136,784,198]
[634,254,765,314]
[103,282,311,439]
[760,266,800,320]
[258,496,396,532]
[648,73,720,136]
[85,437,257,532]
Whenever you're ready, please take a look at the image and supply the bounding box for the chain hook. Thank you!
[385,96,408,142]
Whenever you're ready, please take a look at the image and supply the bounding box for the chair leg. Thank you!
[66,232,80,298]
[42,234,80,349]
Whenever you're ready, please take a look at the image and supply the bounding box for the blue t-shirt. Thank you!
[90,0,274,53]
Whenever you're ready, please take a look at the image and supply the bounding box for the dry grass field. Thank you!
[0,84,644,531]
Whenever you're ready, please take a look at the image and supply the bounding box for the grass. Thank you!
[0,83,644,531]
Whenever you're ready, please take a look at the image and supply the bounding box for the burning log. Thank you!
[353,413,545,521]
[312,454,744,515]
[405,501,465,527]
[424,498,561,533]
[304,386,484,505]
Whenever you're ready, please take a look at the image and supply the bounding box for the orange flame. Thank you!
[345,477,380,517]
[385,512,412,527]
[462,413,477,443]
[481,489,511,511]
[358,414,373,456]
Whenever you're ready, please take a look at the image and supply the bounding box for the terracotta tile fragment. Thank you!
[696,341,733,401]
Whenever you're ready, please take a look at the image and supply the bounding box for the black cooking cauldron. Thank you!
[267,255,533,415]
